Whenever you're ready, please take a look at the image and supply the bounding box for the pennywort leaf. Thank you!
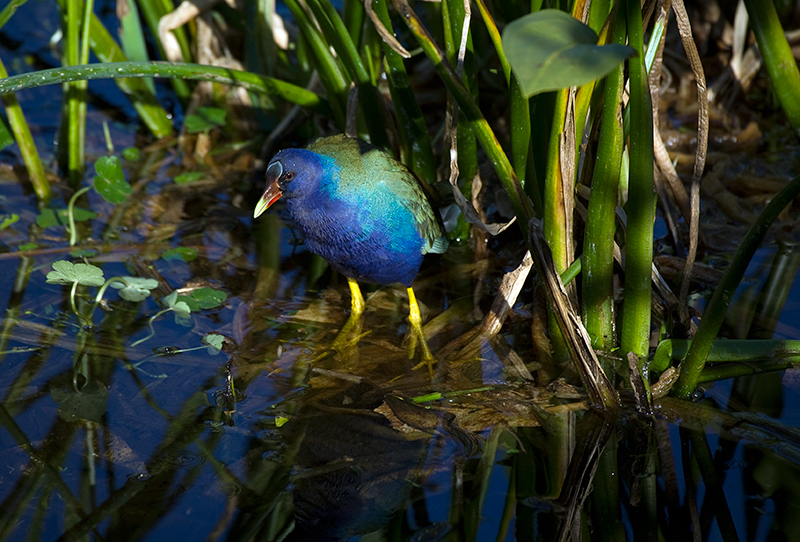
[46,260,105,287]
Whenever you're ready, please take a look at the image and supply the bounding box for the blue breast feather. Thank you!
[284,155,429,287]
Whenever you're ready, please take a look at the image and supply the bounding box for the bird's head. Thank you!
[254,149,333,218]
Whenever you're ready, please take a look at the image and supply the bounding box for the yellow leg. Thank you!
[329,279,366,354]
[348,277,365,316]
[407,287,435,378]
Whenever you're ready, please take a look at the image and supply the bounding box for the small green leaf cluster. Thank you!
[46,260,158,325]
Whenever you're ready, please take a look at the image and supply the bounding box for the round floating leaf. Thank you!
[502,10,634,97]
[191,287,227,309]
[50,379,109,423]
[163,291,192,318]
[202,333,226,354]
[111,276,160,302]
[46,260,105,287]
[162,247,199,262]
[94,155,132,205]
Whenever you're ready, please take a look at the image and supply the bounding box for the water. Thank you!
[4,3,800,541]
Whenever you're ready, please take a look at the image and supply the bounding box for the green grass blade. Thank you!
[118,0,155,94]
[619,0,655,375]
[0,62,330,115]
[0,0,28,29]
[390,0,534,233]
[0,58,49,202]
[283,0,347,128]
[744,0,800,138]
[63,0,87,184]
[372,0,436,183]
[305,0,387,147]
[136,0,191,100]
[474,0,510,81]
[443,0,478,190]
[673,172,800,397]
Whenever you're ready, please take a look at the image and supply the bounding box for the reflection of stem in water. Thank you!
[683,428,739,541]
[0,404,92,536]
[0,255,34,368]
[555,411,617,542]
[130,308,173,347]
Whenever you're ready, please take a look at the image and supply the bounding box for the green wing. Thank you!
[309,135,448,255]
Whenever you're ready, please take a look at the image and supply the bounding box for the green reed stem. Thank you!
[136,0,191,100]
[583,8,625,362]
[743,0,800,138]
[0,62,330,115]
[443,0,478,196]
[283,0,347,128]
[373,0,436,183]
[307,0,388,147]
[620,0,655,378]
[674,172,800,397]
[543,85,571,274]
[390,0,534,235]
[0,58,49,202]
[0,0,27,29]
[52,0,174,138]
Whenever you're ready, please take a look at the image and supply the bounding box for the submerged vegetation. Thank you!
[2,0,800,539]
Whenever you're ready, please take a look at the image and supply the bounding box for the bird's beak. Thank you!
[254,162,283,218]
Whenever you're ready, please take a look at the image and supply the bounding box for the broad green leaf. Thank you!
[46,260,105,287]
[202,333,225,354]
[0,213,18,230]
[502,10,634,98]
[162,247,199,262]
[111,276,159,302]
[94,155,132,205]
[174,171,205,185]
[191,287,227,309]
[184,106,227,134]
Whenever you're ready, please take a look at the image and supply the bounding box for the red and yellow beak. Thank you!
[253,162,283,218]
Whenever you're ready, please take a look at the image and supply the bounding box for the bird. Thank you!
[253,134,448,373]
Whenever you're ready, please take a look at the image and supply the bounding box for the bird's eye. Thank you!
[285,172,294,181]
